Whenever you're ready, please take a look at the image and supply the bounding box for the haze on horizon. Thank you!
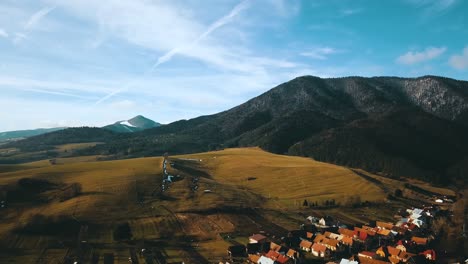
[1,0,468,132]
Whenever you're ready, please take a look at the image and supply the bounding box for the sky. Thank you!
[1,0,468,131]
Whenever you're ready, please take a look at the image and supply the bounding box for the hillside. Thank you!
[5,75,468,185]
[90,75,468,185]
[0,127,65,142]
[103,115,161,133]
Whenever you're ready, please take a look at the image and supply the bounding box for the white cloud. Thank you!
[449,46,468,70]
[0,28,8,38]
[341,8,363,16]
[24,6,56,31]
[151,0,250,70]
[396,47,446,65]
[406,0,458,16]
[300,47,341,60]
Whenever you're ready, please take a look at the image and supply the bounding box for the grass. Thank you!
[175,147,387,207]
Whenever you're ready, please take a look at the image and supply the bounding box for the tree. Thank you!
[303,199,309,207]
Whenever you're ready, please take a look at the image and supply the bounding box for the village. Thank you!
[224,204,454,264]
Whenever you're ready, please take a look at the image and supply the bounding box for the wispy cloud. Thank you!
[94,0,252,105]
[24,6,56,31]
[13,5,56,43]
[449,46,468,70]
[151,0,250,70]
[341,8,363,16]
[300,47,342,60]
[407,0,458,16]
[0,28,8,38]
[396,47,446,65]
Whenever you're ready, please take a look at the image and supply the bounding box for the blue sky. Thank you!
[1,0,468,131]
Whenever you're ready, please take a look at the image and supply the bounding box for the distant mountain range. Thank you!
[102,115,161,133]
[0,115,160,143]
[0,127,66,143]
[3,76,468,185]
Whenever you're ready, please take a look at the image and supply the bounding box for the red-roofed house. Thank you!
[311,243,328,258]
[250,234,267,244]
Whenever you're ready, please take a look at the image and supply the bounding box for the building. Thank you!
[250,234,267,244]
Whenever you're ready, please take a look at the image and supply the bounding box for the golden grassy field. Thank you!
[175,147,387,207]
[0,147,458,263]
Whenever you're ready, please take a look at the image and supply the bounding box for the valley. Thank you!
[0,147,462,263]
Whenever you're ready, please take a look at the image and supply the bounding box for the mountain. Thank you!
[5,75,468,185]
[103,115,161,133]
[0,127,66,143]
[88,75,467,185]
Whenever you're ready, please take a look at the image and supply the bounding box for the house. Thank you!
[377,229,392,237]
[339,228,357,238]
[258,256,275,264]
[299,240,313,252]
[358,251,376,259]
[376,221,394,230]
[265,250,280,261]
[398,251,416,262]
[276,255,291,264]
[324,239,340,251]
[286,249,298,259]
[250,234,267,244]
[314,234,327,244]
[339,259,358,264]
[248,254,261,264]
[319,218,327,226]
[341,235,353,246]
[270,242,282,252]
[420,250,436,261]
[376,246,400,259]
[311,243,327,257]
[411,236,428,245]
[395,240,406,252]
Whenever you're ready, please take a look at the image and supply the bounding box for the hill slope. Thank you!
[86,75,468,185]
[5,75,468,185]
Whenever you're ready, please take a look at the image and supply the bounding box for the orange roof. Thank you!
[377,221,394,230]
[411,236,427,245]
[248,254,260,263]
[388,256,400,264]
[312,243,327,253]
[286,249,297,257]
[299,240,313,249]
[387,246,401,257]
[314,234,326,243]
[324,231,332,238]
[306,232,314,238]
[341,235,353,245]
[265,250,280,260]
[355,227,376,236]
[276,255,290,264]
[326,239,339,247]
[377,229,392,236]
[270,242,281,252]
[339,228,356,237]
